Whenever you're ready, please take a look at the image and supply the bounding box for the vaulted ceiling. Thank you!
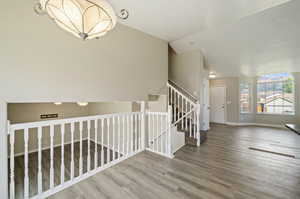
[110,0,300,77]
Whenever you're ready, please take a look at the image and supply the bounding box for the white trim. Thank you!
[225,122,284,129]
[210,86,227,124]
[146,148,174,159]
[31,149,144,199]
[9,112,142,131]
[256,112,295,116]
[172,143,185,154]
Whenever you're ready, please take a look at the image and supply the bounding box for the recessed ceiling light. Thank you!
[77,102,89,106]
[209,73,216,79]
[54,102,62,105]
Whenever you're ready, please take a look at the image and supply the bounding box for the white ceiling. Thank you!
[109,0,290,41]
[170,0,300,77]
[109,0,299,77]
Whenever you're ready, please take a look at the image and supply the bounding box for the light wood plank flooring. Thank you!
[47,125,300,198]
[11,141,119,199]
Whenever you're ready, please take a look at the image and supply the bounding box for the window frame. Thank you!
[239,81,252,114]
[256,73,295,116]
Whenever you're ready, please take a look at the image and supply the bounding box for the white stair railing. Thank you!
[146,111,173,158]
[167,81,201,146]
[8,112,145,199]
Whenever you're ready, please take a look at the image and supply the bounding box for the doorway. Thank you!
[202,78,210,131]
[210,87,226,124]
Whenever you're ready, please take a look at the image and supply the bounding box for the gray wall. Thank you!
[0,0,168,103]
[169,50,203,98]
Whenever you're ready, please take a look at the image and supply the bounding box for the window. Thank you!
[240,82,251,113]
[257,73,295,115]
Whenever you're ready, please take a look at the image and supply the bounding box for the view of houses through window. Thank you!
[240,82,251,113]
[257,73,295,115]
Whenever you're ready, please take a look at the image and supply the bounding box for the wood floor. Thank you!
[11,140,119,199]
[47,125,299,198]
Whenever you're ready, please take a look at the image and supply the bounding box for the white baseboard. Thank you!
[225,122,284,129]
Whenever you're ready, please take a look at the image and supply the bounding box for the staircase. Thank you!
[167,80,205,147]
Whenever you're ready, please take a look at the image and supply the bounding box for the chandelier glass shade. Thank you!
[40,0,117,40]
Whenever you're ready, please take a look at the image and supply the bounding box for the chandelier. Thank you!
[36,0,128,40]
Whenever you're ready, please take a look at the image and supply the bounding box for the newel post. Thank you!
[196,103,201,147]
[0,101,8,199]
[167,105,174,158]
[141,101,146,150]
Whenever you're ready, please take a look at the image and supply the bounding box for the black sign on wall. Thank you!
[40,114,59,119]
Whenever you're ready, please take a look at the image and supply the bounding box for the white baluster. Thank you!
[160,115,163,153]
[101,119,104,167]
[193,111,196,139]
[9,122,15,199]
[24,128,29,199]
[180,96,184,117]
[174,92,177,122]
[152,114,155,151]
[37,127,43,193]
[112,117,115,161]
[94,119,98,169]
[167,106,173,157]
[70,122,75,180]
[79,121,83,176]
[131,115,134,153]
[87,120,91,172]
[148,114,151,147]
[126,115,129,155]
[118,116,120,159]
[165,113,169,154]
[171,88,173,106]
[122,117,125,156]
[185,100,188,130]
[189,104,192,137]
[50,125,54,189]
[196,104,201,146]
[107,118,110,163]
[156,114,159,152]
[134,114,138,151]
[60,124,65,185]
[141,104,145,150]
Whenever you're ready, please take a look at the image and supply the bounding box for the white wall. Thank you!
[0,0,168,103]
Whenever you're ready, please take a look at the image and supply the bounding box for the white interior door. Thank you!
[201,78,210,131]
[210,87,226,124]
